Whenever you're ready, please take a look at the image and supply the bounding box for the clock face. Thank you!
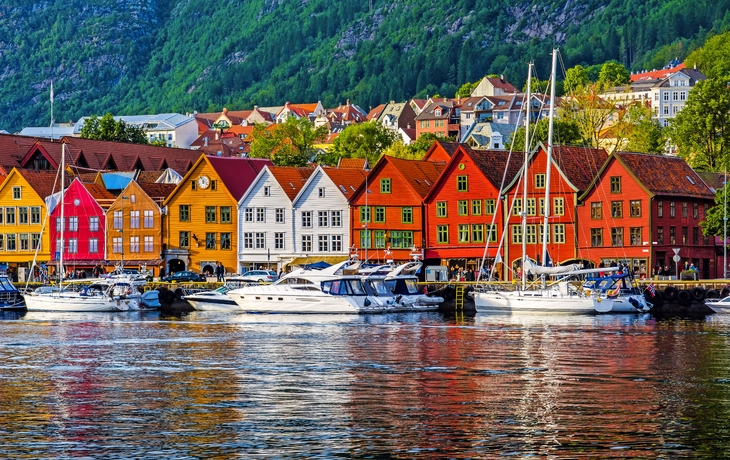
[73,198,81,206]
[198,175,210,189]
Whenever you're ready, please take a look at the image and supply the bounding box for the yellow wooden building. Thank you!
[0,168,59,281]
[105,180,176,277]
[162,155,272,275]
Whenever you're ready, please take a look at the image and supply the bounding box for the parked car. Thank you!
[239,270,278,283]
[162,271,206,283]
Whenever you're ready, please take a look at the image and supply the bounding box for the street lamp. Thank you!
[120,196,129,271]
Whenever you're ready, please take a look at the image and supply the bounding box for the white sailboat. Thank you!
[24,143,141,312]
[470,50,650,315]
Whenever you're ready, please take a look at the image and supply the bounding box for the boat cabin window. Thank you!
[404,279,419,294]
[368,279,392,296]
[322,279,367,296]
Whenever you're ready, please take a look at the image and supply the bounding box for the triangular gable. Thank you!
[104,155,118,171]
[238,165,273,206]
[19,142,58,170]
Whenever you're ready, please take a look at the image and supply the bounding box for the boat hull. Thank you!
[228,286,390,314]
[473,290,596,315]
[24,294,139,312]
[706,297,730,314]
[184,293,241,312]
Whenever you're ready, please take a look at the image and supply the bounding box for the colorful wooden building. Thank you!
[0,168,57,280]
[349,156,444,263]
[163,155,272,275]
[49,178,114,274]
[105,180,175,277]
[502,144,608,278]
[577,152,717,279]
[423,145,522,278]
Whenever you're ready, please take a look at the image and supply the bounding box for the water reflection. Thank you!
[0,311,729,457]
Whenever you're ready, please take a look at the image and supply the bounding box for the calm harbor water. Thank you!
[1,310,730,458]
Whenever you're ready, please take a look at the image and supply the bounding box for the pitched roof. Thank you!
[486,77,519,94]
[268,166,315,201]
[367,104,386,121]
[207,157,273,200]
[461,145,523,189]
[337,157,369,170]
[617,152,715,199]
[136,170,164,183]
[137,182,177,201]
[321,167,368,199]
[382,156,445,198]
[696,171,728,192]
[83,181,116,203]
[0,134,40,174]
[15,169,62,199]
[631,63,686,82]
[547,145,608,192]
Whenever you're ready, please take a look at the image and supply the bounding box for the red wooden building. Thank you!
[349,156,444,263]
[577,152,717,279]
[423,145,521,278]
[50,178,114,272]
[502,144,608,279]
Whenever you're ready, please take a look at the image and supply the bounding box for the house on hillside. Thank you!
[74,113,198,148]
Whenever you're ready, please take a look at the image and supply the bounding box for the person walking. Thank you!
[216,262,225,282]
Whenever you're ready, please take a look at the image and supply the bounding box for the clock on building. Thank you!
[197,175,210,189]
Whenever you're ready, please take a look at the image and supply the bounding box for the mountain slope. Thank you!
[1,0,729,132]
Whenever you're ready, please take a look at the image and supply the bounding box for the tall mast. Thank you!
[541,49,558,278]
[59,143,65,286]
[725,167,727,278]
[521,62,532,290]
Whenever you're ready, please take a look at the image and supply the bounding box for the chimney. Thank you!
[500,74,504,81]
[346,99,350,106]
[222,107,228,114]
[204,137,209,147]
[254,105,258,110]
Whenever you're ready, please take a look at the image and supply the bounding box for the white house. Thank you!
[237,165,314,272]
[74,113,199,149]
[290,166,368,267]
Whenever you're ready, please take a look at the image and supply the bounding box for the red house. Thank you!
[349,156,444,263]
[502,144,608,278]
[577,152,717,279]
[421,141,460,164]
[423,145,522,278]
[50,178,114,272]
[414,99,461,140]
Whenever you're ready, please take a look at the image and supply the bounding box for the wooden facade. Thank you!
[163,156,272,275]
[577,152,717,279]
[349,156,443,263]
[503,145,608,279]
[0,169,55,277]
[424,145,521,277]
[105,181,165,275]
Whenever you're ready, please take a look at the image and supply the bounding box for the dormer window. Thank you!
[434,108,442,116]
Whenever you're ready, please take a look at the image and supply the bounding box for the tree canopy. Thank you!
[324,121,400,166]
[684,30,730,80]
[669,78,730,171]
[507,117,584,151]
[79,113,149,144]
[248,116,329,167]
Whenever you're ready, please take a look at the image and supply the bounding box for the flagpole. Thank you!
[50,81,54,140]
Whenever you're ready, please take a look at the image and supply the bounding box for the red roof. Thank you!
[138,182,177,201]
[15,169,62,199]
[367,104,386,121]
[268,166,315,201]
[486,77,519,94]
[380,156,445,198]
[207,157,273,200]
[321,167,368,199]
[617,152,715,199]
[337,158,368,170]
[538,145,608,192]
[461,145,523,189]
[0,134,41,175]
[630,63,686,82]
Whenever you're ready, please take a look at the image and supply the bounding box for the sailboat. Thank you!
[23,143,141,312]
[470,50,650,315]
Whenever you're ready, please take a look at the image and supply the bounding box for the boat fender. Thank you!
[364,298,371,307]
[706,289,719,299]
[691,287,706,301]
[664,286,678,300]
[395,295,402,303]
[677,290,692,305]
[721,286,730,298]
[629,297,639,309]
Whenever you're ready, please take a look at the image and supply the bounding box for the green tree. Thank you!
[80,113,149,144]
[507,118,585,150]
[700,182,730,237]
[685,30,730,80]
[455,81,478,98]
[248,117,329,167]
[597,61,630,88]
[409,133,453,156]
[669,78,730,171]
[564,65,591,93]
[558,84,616,148]
[328,121,400,166]
[625,104,665,154]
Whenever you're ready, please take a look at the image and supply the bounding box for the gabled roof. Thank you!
[696,171,728,193]
[83,181,116,204]
[631,63,685,82]
[268,166,315,201]
[208,156,274,201]
[337,157,369,170]
[367,104,386,121]
[422,141,460,161]
[359,156,444,200]
[423,145,523,202]
[0,134,42,174]
[321,167,368,199]
[616,152,715,199]
[137,182,177,201]
[15,169,64,200]
[550,145,608,192]
[485,77,519,94]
